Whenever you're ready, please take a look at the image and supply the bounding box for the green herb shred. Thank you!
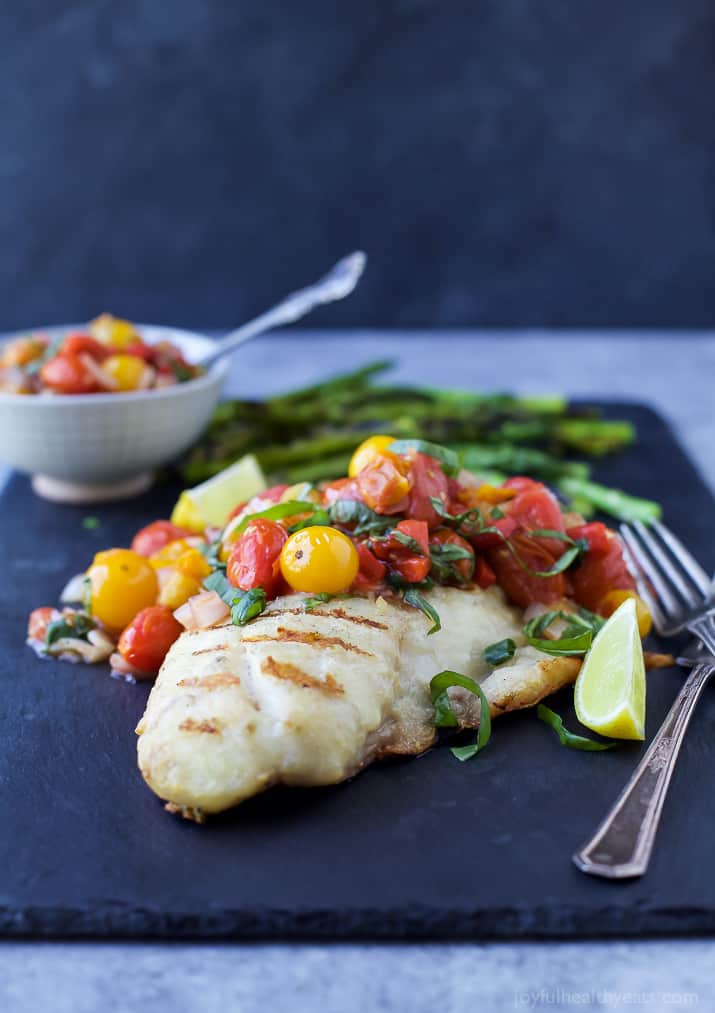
[484,638,516,666]
[429,669,492,761]
[537,705,617,751]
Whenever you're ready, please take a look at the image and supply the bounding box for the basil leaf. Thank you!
[328,500,394,536]
[429,541,475,583]
[429,670,492,760]
[303,592,349,611]
[231,587,266,625]
[388,439,460,476]
[390,529,426,554]
[529,540,585,578]
[490,506,505,519]
[234,500,316,535]
[484,638,516,666]
[523,611,594,656]
[430,496,486,529]
[202,536,227,571]
[404,589,441,634]
[82,516,100,530]
[203,569,235,605]
[45,612,95,646]
[537,705,617,751]
[288,508,330,532]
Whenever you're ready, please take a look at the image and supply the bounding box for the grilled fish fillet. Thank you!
[136,586,579,815]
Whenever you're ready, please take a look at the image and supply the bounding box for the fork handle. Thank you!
[573,662,714,879]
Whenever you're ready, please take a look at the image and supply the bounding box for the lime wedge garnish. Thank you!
[171,454,266,532]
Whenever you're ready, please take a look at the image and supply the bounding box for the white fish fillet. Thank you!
[136,586,579,816]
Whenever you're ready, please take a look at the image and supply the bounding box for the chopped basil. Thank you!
[430,496,485,529]
[390,529,426,554]
[202,536,227,571]
[328,500,394,536]
[490,506,505,519]
[403,588,441,634]
[288,508,331,532]
[230,587,266,625]
[484,638,516,666]
[303,592,349,611]
[523,610,596,656]
[82,516,100,530]
[388,439,460,476]
[234,500,316,535]
[537,705,617,751]
[45,611,95,647]
[203,570,267,624]
[428,541,475,583]
[429,669,492,760]
[169,359,195,383]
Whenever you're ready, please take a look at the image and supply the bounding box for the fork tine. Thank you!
[652,521,713,598]
[620,534,670,633]
[619,525,682,623]
[633,521,703,610]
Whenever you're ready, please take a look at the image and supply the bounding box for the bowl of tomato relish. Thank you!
[0,315,229,502]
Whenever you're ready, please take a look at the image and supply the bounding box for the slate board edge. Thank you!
[1,903,714,941]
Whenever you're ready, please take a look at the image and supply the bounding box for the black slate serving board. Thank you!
[1,403,714,941]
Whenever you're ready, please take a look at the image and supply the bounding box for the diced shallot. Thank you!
[173,590,230,631]
[60,572,88,603]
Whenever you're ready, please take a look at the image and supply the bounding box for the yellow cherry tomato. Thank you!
[102,354,149,391]
[89,313,138,350]
[348,435,397,478]
[280,526,359,594]
[599,590,653,638]
[87,549,159,632]
[1,336,46,368]
[158,571,202,609]
[174,548,211,581]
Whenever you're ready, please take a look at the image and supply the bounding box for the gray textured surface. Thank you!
[1,330,713,1011]
[2,2,715,328]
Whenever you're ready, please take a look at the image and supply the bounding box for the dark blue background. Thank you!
[2,1,713,330]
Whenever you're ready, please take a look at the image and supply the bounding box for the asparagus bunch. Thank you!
[180,361,659,523]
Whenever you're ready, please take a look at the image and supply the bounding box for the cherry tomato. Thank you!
[228,484,291,521]
[61,333,110,360]
[468,514,519,551]
[124,340,156,362]
[28,606,56,641]
[473,556,497,590]
[118,605,183,676]
[502,476,540,494]
[566,522,611,556]
[227,518,288,596]
[348,435,397,478]
[357,455,410,512]
[102,354,149,391]
[372,519,431,584]
[131,520,194,557]
[506,483,565,556]
[487,534,566,608]
[321,477,362,505]
[280,526,359,594]
[406,453,449,528]
[1,336,47,368]
[569,534,636,611]
[353,541,387,591]
[430,528,475,583]
[39,352,100,394]
[87,549,159,632]
[599,589,652,637]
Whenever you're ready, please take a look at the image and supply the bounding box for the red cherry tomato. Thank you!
[469,514,519,551]
[321,477,362,505]
[28,606,55,641]
[352,541,387,592]
[487,534,566,608]
[473,556,497,590]
[502,476,540,494]
[226,518,288,596]
[430,527,475,583]
[372,519,431,583]
[570,534,636,611]
[131,520,194,557]
[566,522,611,556]
[506,483,565,556]
[118,605,183,676]
[406,453,450,528]
[124,340,155,362]
[61,333,110,360]
[357,456,410,513]
[39,352,100,394]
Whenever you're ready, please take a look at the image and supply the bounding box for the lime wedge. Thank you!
[574,597,646,740]
[171,454,266,532]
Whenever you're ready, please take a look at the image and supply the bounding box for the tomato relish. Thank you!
[0,313,201,395]
[26,436,647,682]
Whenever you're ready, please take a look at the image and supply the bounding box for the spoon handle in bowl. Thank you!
[198,251,366,368]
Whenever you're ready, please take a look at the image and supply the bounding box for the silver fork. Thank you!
[573,520,715,879]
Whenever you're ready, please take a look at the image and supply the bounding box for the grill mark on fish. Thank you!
[179,717,222,734]
[261,656,344,695]
[178,673,242,690]
[191,644,229,656]
[264,607,389,631]
[243,627,373,656]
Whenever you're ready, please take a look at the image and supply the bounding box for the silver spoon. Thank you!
[198,250,366,369]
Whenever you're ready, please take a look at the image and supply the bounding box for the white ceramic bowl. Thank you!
[0,324,229,502]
